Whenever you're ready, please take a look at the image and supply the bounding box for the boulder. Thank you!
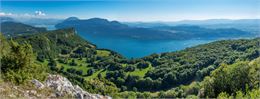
[31,79,45,89]
[45,75,75,96]
[43,74,112,99]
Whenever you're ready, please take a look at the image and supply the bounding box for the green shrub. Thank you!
[1,39,47,84]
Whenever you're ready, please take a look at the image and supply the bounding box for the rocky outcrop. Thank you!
[31,79,45,89]
[32,74,111,99]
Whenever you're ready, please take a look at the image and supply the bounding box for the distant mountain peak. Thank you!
[56,17,128,29]
[87,17,108,21]
[64,17,80,21]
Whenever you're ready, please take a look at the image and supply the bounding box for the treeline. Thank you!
[113,58,260,98]
[142,38,260,90]
[101,38,260,92]
[158,57,260,98]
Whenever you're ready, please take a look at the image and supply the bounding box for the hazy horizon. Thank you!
[1,0,260,22]
[1,15,260,23]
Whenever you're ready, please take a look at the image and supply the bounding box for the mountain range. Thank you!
[2,16,258,40]
[55,17,255,40]
[125,19,260,35]
[125,19,260,27]
[56,17,179,40]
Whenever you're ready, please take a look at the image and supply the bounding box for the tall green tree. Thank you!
[1,37,47,84]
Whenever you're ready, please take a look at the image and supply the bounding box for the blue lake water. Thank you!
[35,25,56,30]
[43,26,246,58]
[77,32,215,58]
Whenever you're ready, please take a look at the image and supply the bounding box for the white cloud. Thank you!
[0,11,47,19]
[0,12,13,16]
[23,13,33,17]
[35,11,46,16]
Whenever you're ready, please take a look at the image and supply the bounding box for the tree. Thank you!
[48,58,57,67]
[125,65,135,72]
[48,58,58,71]
[133,87,138,92]
[121,86,127,91]
[61,49,70,54]
[74,47,86,54]
[201,60,260,97]
[116,77,125,85]
[98,73,102,79]
[0,33,9,59]
[59,66,65,73]
[36,54,45,62]
[137,61,149,69]
[1,40,47,84]
[76,70,83,75]
[1,40,34,73]
[87,68,95,76]
[162,72,177,88]
[70,59,77,66]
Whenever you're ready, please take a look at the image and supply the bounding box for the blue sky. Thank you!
[1,0,259,22]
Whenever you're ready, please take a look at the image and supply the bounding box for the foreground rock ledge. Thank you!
[32,74,111,99]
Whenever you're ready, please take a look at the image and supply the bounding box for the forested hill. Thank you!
[11,28,260,98]
[13,28,123,61]
[1,22,47,37]
[142,38,260,89]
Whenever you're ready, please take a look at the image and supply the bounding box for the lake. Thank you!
[43,26,246,58]
[77,31,215,58]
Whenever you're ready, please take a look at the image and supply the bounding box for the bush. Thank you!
[137,61,149,69]
[201,58,260,97]
[87,69,95,76]
[69,59,77,66]
[125,65,136,72]
[1,40,47,84]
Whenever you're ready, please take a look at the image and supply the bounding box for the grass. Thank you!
[43,57,153,79]
[39,47,114,80]
[39,47,152,81]
[56,58,91,74]
[100,70,107,77]
[85,69,104,80]
[54,57,107,80]
[56,58,152,79]
[36,60,49,67]
[96,50,110,57]
[128,64,152,77]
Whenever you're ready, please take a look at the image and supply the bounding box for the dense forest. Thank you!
[1,27,259,98]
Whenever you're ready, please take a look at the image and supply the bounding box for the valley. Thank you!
[1,25,258,98]
[1,0,260,98]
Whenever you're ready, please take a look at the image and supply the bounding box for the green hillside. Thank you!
[4,28,259,98]
[14,28,97,60]
[148,57,260,98]
[1,22,47,37]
